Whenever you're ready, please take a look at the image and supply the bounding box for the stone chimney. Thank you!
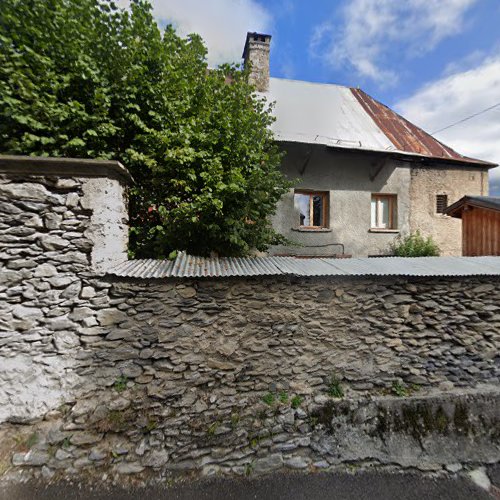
[242,32,271,92]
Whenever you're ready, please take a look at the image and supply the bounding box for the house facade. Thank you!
[242,33,495,257]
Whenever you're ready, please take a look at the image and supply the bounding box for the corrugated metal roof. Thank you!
[109,253,500,279]
[262,78,496,168]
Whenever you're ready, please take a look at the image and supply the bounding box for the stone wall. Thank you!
[2,272,500,476]
[409,165,489,255]
[0,156,130,422]
[1,156,499,479]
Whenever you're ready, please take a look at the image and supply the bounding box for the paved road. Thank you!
[0,471,493,500]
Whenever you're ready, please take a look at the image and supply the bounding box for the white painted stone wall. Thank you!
[0,157,130,423]
[81,177,129,272]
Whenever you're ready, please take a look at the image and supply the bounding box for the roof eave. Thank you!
[444,196,500,218]
[274,138,496,168]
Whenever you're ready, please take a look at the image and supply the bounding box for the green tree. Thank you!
[0,0,291,257]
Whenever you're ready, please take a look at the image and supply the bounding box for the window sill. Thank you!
[369,228,399,233]
[292,227,332,233]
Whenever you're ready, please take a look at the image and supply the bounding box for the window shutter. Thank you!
[436,194,448,214]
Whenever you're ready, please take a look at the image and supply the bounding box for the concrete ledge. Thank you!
[310,386,500,469]
[291,227,332,233]
[0,155,133,184]
[368,228,400,233]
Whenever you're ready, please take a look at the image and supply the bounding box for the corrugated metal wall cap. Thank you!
[108,253,500,279]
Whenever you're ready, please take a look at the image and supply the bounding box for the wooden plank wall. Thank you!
[462,207,500,256]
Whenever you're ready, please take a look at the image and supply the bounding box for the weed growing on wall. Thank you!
[113,376,128,393]
[327,374,344,398]
[262,393,276,406]
[279,391,289,404]
[391,381,409,397]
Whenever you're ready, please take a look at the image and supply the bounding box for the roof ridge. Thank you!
[269,76,349,90]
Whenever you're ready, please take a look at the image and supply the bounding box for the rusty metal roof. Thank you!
[350,89,493,166]
[109,253,500,279]
[263,78,496,168]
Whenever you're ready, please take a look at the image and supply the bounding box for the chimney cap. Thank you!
[242,32,272,59]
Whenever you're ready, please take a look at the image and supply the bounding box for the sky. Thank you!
[132,0,500,195]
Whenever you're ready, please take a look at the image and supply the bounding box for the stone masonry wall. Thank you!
[409,165,489,255]
[1,158,499,479]
[1,275,499,476]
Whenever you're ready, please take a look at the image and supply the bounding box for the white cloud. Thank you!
[395,54,500,188]
[120,0,272,66]
[310,0,478,84]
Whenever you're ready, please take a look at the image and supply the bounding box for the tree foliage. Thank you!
[390,231,440,257]
[0,0,291,257]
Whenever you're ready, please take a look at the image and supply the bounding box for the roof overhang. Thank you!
[275,138,497,169]
[445,196,500,218]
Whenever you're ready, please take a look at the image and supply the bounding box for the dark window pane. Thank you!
[312,195,323,226]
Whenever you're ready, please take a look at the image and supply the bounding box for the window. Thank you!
[294,191,328,228]
[371,194,397,229]
[436,194,448,214]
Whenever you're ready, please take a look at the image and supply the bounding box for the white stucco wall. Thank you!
[270,144,411,257]
[82,177,129,272]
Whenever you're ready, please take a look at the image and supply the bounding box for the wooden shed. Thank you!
[445,196,500,256]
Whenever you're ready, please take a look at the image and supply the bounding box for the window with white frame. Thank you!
[371,194,397,229]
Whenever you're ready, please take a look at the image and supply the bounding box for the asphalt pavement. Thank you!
[0,470,493,500]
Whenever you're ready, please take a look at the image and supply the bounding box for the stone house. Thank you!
[242,33,497,257]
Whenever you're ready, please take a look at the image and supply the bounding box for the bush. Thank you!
[390,231,440,257]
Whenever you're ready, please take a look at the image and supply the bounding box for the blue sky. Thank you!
[124,0,500,194]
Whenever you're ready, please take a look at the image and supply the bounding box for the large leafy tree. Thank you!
[0,0,290,257]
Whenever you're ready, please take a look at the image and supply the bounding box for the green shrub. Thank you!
[390,231,440,257]
[0,0,291,258]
